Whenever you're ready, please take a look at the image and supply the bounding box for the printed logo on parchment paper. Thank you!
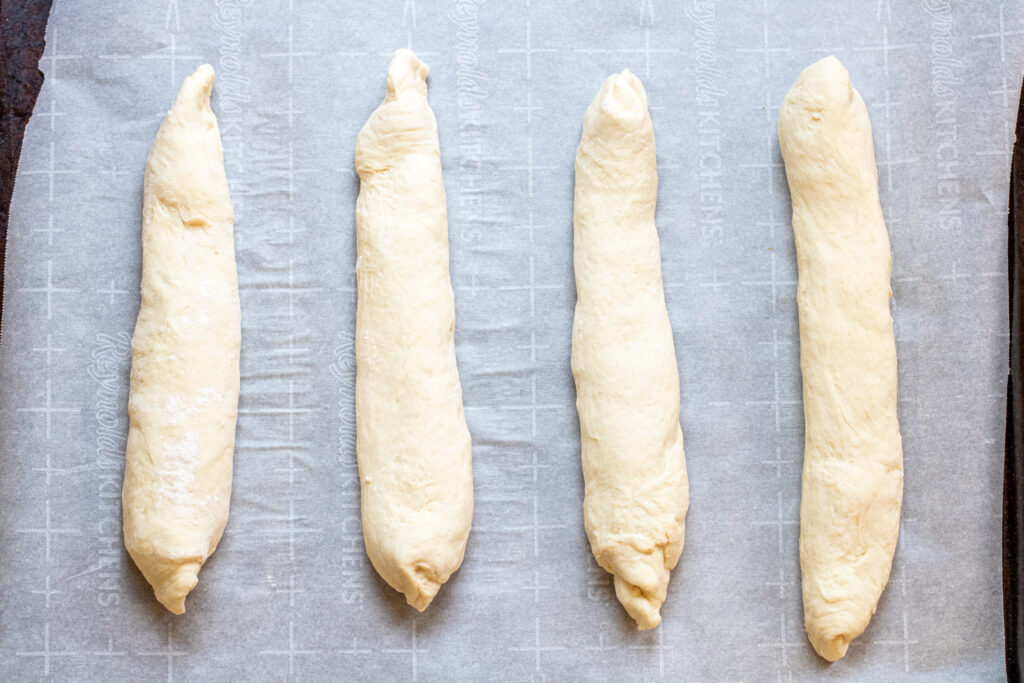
[924,0,963,232]
[688,0,725,243]
[330,330,365,604]
[88,332,131,607]
[329,330,357,455]
[212,0,253,235]
[450,0,487,245]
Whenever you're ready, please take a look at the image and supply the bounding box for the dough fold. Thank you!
[571,71,689,630]
[354,49,473,611]
[123,64,240,615]
[778,56,903,662]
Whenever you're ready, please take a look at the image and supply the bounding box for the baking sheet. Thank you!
[0,0,1017,679]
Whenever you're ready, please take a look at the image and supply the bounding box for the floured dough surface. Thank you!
[778,55,903,662]
[123,64,240,615]
[571,70,689,630]
[354,49,473,611]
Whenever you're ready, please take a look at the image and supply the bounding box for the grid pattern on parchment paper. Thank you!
[0,0,1019,680]
[7,13,86,681]
[248,0,324,676]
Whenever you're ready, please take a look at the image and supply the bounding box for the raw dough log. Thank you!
[778,56,903,662]
[123,64,240,615]
[571,71,689,630]
[354,49,473,611]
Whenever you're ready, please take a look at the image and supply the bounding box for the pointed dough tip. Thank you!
[794,54,852,97]
[186,63,215,91]
[407,594,434,612]
[805,54,846,76]
[613,575,663,630]
[404,582,439,612]
[194,63,215,80]
[810,631,850,662]
[781,54,856,127]
[401,564,441,611]
[155,563,200,615]
[594,70,648,126]
[173,63,215,112]
[604,69,644,96]
[386,48,429,99]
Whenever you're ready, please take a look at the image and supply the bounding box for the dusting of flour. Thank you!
[155,387,224,505]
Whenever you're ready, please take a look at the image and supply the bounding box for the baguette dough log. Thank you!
[354,49,473,611]
[123,64,240,615]
[571,71,689,630]
[778,56,903,662]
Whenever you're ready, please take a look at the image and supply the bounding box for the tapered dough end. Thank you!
[153,562,201,616]
[798,54,847,82]
[599,543,672,630]
[172,63,216,113]
[591,69,649,128]
[399,562,442,612]
[145,61,233,228]
[778,54,875,198]
[779,55,855,126]
[804,596,878,662]
[124,532,204,615]
[614,575,663,630]
[807,626,852,662]
[790,55,849,96]
[386,48,429,100]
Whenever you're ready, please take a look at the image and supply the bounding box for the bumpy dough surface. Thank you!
[778,56,904,662]
[571,70,689,630]
[123,64,240,615]
[354,49,473,611]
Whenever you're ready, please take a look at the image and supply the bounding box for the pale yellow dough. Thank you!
[123,64,240,615]
[571,71,689,630]
[778,56,904,662]
[354,49,473,611]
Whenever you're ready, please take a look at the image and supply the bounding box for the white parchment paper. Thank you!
[0,0,1017,679]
